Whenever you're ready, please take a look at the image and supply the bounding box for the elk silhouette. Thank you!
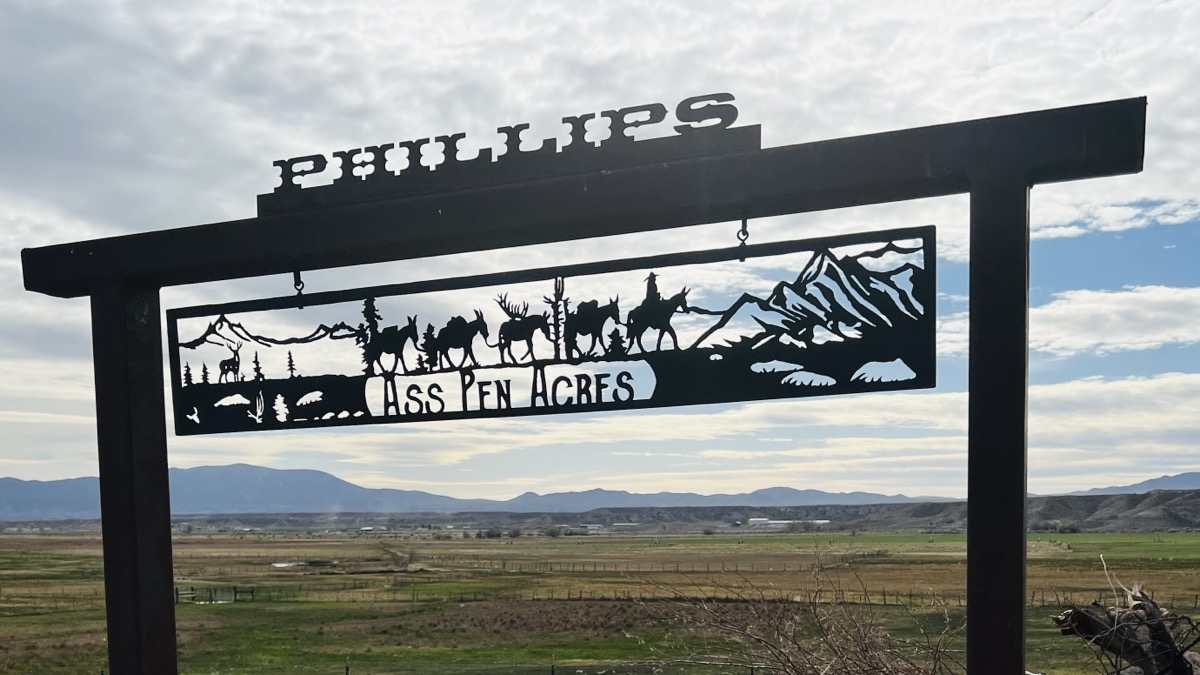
[565,296,620,359]
[218,342,242,383]
[627,288,689,353]
[435,310,489,369]
[494,294,551,364]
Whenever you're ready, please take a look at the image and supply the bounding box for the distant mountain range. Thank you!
[2,464,943,520]
[1069,472,1200,496]
[2,464,1199,521]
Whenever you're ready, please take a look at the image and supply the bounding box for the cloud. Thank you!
[1031,286,1200,356]
[937,312,970,358]
[5,1,1196,253]
[937,286,1200,358]
[0,358,95,403]
[155,372,1200,499]
[1036,200,1200,236]
[5,362,1199,500]
[4,0,1199,499]
[0,410,94,425]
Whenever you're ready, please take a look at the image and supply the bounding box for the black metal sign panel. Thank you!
[258,93,756,216]
[167,226,935,435]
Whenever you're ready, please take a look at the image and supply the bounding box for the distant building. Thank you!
[747,518,831,528]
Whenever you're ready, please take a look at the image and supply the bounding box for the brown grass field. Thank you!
[2,528,1198,673]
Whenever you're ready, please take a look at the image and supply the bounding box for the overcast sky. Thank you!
[3,0,1198,499]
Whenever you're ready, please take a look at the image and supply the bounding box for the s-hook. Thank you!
[737,217,750,262]
[293,270,305,309]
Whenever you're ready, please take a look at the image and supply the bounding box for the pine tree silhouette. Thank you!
[183,363,193,386]
[362,298,382,339]
[201,363,210,384]
[605,328,628,358]
[360,298,383,376]
[252,352,265,381]
[286,351,297,378]
[419,323,437,372]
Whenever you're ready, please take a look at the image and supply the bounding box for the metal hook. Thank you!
[737,218,750,261]
[293,270,305,309]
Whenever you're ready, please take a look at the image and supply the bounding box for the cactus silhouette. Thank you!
[543,277,567,360]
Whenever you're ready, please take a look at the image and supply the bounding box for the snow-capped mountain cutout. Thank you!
[853,359,917,383]
[691,242,925,352]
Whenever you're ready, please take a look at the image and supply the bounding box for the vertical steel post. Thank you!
[90,282,178,674]
[966,170,1030,673]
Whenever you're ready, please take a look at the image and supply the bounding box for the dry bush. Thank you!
[1054,556,1200,675]
[639,563,964,674]
[1056,587,1200,674]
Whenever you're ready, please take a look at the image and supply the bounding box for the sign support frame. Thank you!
[90,282,177,674]
[966,168,1031,672]
[22,97,1146,675]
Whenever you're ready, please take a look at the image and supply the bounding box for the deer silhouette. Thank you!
[435,310,489,369]
[494,294,551,364]
[218,342,242,383]
[627,288,689,353]
[565,296,620,359]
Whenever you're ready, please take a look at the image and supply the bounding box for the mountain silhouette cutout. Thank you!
[692,244,925,354]
[179,314,358,350]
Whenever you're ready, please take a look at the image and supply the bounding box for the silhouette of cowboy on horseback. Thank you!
[644,272,661,304]
[627,271,689,353]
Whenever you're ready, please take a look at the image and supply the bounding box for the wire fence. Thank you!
[5,582,1198,616]
[92,665,761,675]
[160,584,1200,613]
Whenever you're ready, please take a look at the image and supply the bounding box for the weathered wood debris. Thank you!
[1055,587,1200,675]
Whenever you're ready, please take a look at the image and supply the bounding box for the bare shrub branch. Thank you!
[1055,566,1200,675]
[639,559,965,674]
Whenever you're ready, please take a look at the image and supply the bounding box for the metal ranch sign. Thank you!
[184,92,939,436]
[168,226,935,435]
[261,93,749,215]
[21,91,1147,675]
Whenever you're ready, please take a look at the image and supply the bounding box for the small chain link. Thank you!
[737,218,750,261]
[293,270,306,309]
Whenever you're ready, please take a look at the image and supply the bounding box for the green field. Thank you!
[1,529,1197,673]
